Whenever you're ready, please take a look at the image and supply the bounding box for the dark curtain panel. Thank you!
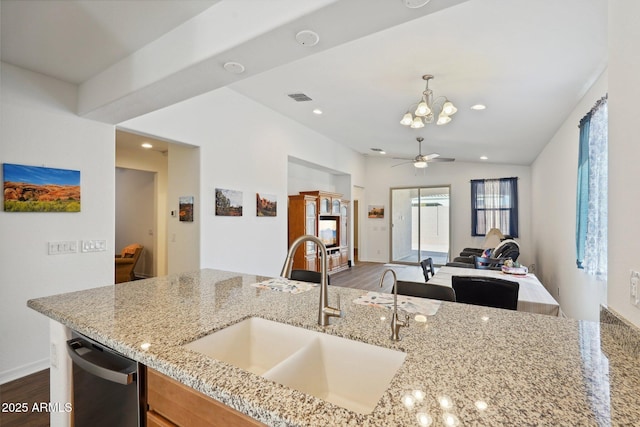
[471,177,518,237]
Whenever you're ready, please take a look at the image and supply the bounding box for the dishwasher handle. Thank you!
[67,337,136,385]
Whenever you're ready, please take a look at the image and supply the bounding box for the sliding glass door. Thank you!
[391,186,450,266]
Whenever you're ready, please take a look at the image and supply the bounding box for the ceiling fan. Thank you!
[392,137,455,168]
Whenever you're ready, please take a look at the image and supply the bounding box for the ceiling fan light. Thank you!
[410,117,425,128]
[415,101,431,117]
[400,113,413,126]
[414,161,427,168]
[436,113,451,125]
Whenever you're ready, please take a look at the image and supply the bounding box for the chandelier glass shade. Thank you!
[400,74,457,128]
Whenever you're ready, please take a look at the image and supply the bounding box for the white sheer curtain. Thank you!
[583,100,607,277]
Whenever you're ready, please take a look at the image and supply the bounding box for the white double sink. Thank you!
[184,317,406,414]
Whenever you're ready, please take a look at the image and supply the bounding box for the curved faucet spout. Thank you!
[282,235,341,326]
[379,268,409,341]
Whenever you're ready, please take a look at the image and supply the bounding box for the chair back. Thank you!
[115,244,143,284]
[394,280,456,302]
[474,256,505,270]
[451,276,519,310]
[420,257,435,281]
[290,269,330,286]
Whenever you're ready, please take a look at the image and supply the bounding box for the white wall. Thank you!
[166,144,200,274]
[0,63,115,382]
[121,88,365,277]
[116,144,169,276]
[361,157,532,268]
[530,70,608,321]
[608,0,640,327]
[288,161,338,195]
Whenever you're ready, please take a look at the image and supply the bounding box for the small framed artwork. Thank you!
[215,188,243,216]
[368,205,384,219]
[179,196,194,222]
[256,193,277,217]
[3,163,81,212]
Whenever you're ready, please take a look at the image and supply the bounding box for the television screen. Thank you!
[319,218,338,247]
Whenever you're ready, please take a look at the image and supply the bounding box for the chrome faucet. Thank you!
[281,235,341,326]
[378,268,409,341]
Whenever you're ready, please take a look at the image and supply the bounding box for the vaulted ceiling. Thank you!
[1,0,607,164]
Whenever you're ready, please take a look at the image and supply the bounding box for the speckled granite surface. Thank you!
[28,269,640,426]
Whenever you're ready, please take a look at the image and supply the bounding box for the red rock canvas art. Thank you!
[3,163,81,212]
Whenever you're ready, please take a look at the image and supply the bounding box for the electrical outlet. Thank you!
[630,270,640,307]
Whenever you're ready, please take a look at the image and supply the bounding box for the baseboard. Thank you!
[0,358,49,385]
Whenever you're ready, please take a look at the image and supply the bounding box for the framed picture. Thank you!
[3,163,81,212]
[215,188,243,216]
[368,205,384,219]
[256,193,277,217]
[179,196,194,222]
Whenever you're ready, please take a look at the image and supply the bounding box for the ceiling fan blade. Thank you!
[391,161,412,168]
[424,153,440,160]
[428,157,455,162]
[391,156,413,160]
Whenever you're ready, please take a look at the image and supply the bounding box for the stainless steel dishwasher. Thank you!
[67,332,144,426]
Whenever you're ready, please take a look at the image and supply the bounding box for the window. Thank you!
[471,177,518,237]
[576,95,607,277]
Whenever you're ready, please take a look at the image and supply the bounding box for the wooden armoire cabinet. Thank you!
[288,191,349,274]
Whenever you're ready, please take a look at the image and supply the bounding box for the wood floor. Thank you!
[331,261,424,292]
[0,262,421,427]
[0,369,50,427]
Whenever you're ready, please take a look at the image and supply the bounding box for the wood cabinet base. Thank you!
[146,367,266,427]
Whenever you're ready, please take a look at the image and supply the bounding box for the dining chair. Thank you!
[290,269,330,285]
[451,276,519,310]
[394,280,456,302]
[420,257,435,281]
[473,255,505,271]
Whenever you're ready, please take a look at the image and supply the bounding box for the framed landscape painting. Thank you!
[256,193,277,217]
[215,188,243,216]
[179,196,194,222]
[3,163,81,212]
[368,205,384,218]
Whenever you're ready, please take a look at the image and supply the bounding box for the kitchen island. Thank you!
[28,269,640,426]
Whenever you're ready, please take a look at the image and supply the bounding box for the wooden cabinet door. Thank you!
[340,202,349,248]
[319,197,331,215]
[146,368,266,427]
[147,410,177,427]
[332,199,341,215]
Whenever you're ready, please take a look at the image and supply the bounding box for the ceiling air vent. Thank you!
[287,93,313,102]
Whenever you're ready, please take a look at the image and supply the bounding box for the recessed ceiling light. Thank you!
[223,61,245,74]
[471,104,487,110]
[141,143,153,149]
[312,108,323,115]
[480,156,488,160]
[370,148,386,155]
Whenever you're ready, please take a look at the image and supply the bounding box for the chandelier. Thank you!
[400,74,457,128]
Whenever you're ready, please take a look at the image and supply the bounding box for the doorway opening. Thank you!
[390,186,450,266]
[115,167,156,278]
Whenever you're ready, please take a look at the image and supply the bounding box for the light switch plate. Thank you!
[48,241,78,255]
[81,240,107,252]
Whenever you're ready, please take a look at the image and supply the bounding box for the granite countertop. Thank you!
[28,269,640,426]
